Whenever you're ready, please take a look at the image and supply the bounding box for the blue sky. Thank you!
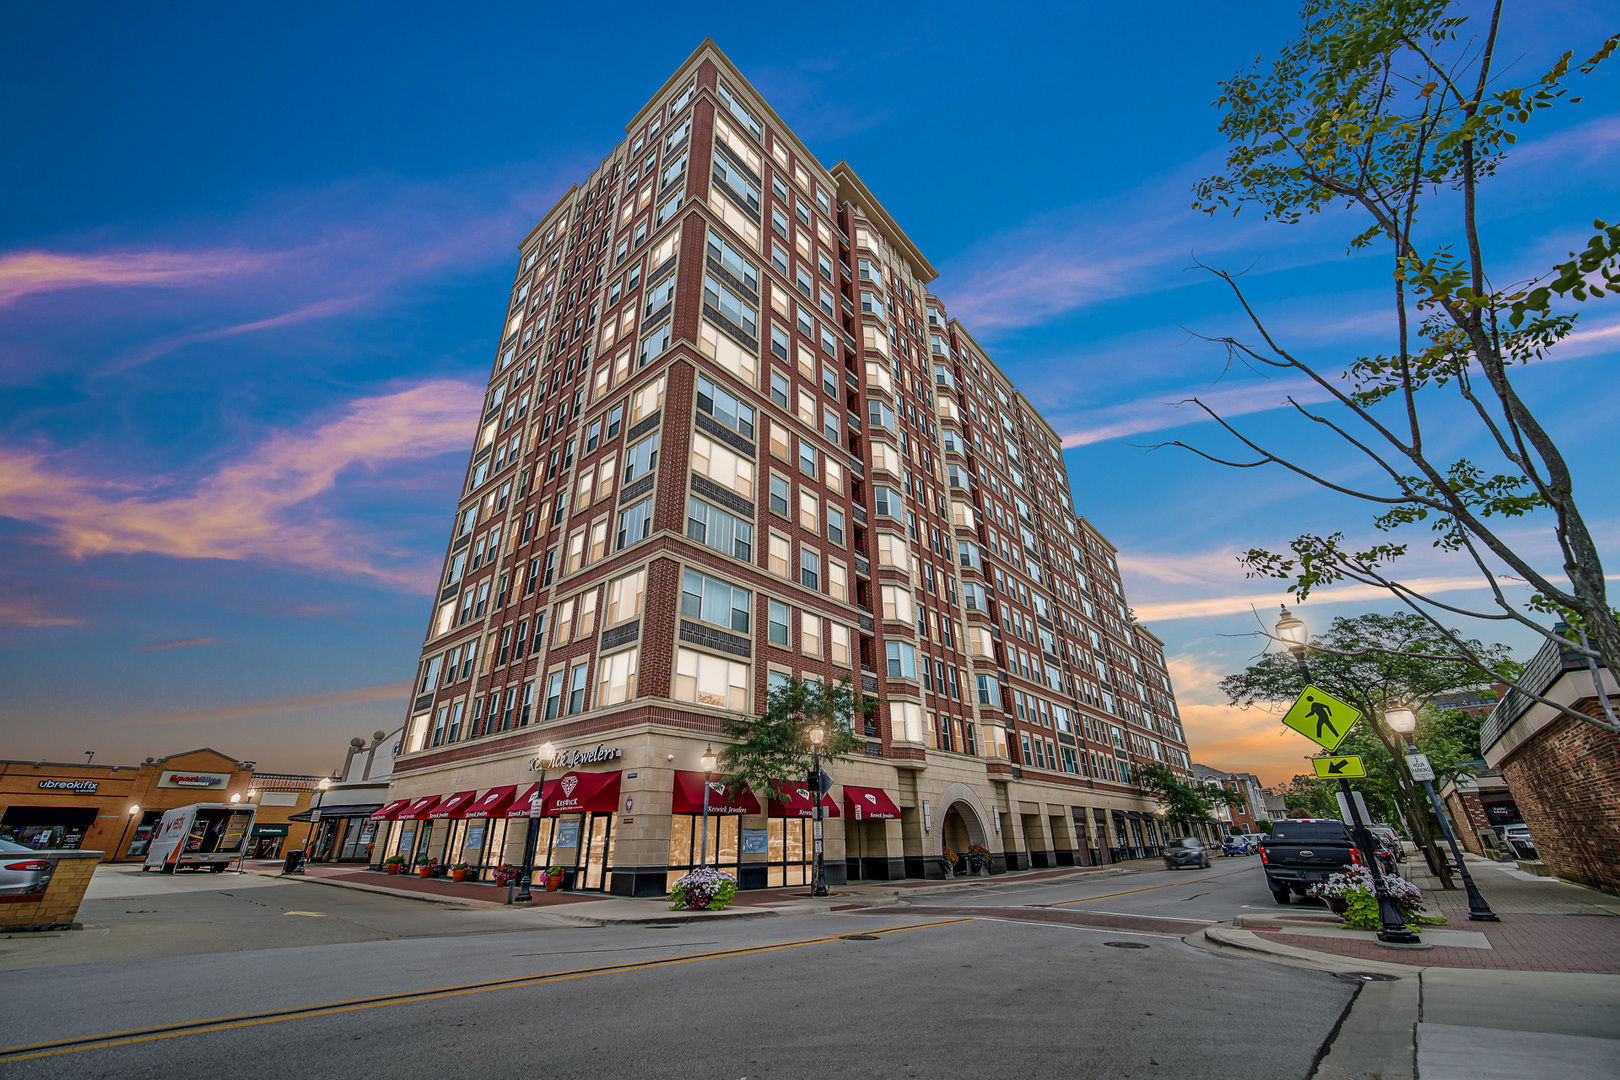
[2,2,1616,784]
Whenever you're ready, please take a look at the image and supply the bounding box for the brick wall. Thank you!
[1443,788,1493,856]
[1496,698,1620,893]
[0,850,100,931]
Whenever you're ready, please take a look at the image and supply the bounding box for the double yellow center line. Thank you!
[0,919,970,1064]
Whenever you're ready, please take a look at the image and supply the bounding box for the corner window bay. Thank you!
[387,42,1195,897]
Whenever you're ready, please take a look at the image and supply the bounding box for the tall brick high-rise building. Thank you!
[371,41,1198,895]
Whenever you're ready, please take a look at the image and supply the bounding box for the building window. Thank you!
[688,499,754,561]
[681,568,751,633]
[697,375,756,439]
[691,433,755,497]
[617,497,653,550]
[623,432,660,483]
[606,568,646,625]
[595,649,639,707]
[674,649,749,712]
[799,547,820,591]
[886,640,917,680]
[768,599,790,647]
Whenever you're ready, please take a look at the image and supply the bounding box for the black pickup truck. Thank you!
[1257,818,1361,905]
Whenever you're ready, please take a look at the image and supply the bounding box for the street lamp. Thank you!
[1385,706,1498,922]
[806,717,828,898]
[115,805,140,863]
[516,741,557,903]
[699,745,718,868]
[1274,607,1421,946]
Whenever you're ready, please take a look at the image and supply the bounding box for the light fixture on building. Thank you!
[230,793,242,803]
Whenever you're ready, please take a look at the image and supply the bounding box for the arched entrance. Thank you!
[933,782,992,875]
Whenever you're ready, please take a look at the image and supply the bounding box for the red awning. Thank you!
[541,771,623,815]
[465,785,517,818]
[427,790,479,819]
[399,794,444,820]
[843,785,903,821]
[505,782,544,819]
[671,772,761,815]
[369,798,412,822]
[768,782,841,818]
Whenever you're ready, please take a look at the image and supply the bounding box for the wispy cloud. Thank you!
[0,599,81,627]
[100,295,371,376]
[139,636,220,652]
[1059,375,1334,448]
[0,249,271,307]
[0,378,482,590]
[123,681,411,725]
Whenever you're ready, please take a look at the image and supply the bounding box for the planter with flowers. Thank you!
[492,863,520,887]
[667,867,738,911]
[545,866,565,892]
[967,845,993,877]
[938,847,961,879]
[383,856,406,875]
[450,862,469,883]
[1308,866,1445,930]
[414,855,433,878]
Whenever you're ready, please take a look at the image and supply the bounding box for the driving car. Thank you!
[0,838,54,897]
[1164,836,1210,870]
[1221,835,1250,857]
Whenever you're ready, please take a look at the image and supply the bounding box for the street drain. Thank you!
[643,924,680,929]
[1331,972,1400,982]
[840,934,881,941]
[1104,941,1149,949]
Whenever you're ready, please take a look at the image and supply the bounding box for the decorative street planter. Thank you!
[450,865,468,883]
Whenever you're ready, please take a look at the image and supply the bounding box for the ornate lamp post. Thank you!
[699,745,717,868]
[515,741,557,903]
[807,717,828,898]
[115,805,140,863]
[1275,607,1422,945]
[1384,706,1498,922]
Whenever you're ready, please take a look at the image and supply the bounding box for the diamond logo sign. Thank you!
[560,775,579,797]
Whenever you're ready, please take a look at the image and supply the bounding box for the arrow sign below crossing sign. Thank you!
[1281,685,1362,753]
[1312,755,1366,779]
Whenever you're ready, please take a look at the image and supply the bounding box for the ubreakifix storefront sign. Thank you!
[158,771,231,789]
[37,779,100,794]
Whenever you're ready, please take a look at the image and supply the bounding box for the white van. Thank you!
[142,803,257,873]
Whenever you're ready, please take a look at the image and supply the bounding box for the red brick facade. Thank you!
[1496,700,1620,893]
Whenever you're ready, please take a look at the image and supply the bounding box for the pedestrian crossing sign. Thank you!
[1281,685,1361,752]
[1312,755,1366,779]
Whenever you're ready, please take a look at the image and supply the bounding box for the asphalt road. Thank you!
[0,856,1354,1079]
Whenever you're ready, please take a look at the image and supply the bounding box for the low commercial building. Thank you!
[286,729,401,864]
[1481,632,1620,892]
[1438,766,1522,859]
[2,748,256,861]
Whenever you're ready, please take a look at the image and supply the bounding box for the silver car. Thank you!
[0,839,54,897]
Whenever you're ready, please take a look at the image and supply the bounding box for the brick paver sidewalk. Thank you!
[242,861,600,906]
[1253,853,1620,973]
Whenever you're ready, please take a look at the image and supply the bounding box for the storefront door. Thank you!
[576,813,614,891]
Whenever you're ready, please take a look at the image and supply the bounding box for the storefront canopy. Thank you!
[768,783,841,818]
[369,798,412,822]
[672,772,760,815]
[542,771,622,815]
[467,785,518,818]
[289,803,384,822]
[506,783,544,819]
[399,795,444,820]
[843,786,902,821]
[427,791,479,819]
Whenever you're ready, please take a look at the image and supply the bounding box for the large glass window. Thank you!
[623,432,660,483]
[617,497,653,549]
[681,569,751,633]
[595,648,639,707]
[703,274,758,338]
[696,375,756,439]
[885,640,918,680]
[706,232,759,292]
[687,499,753,561]
[674,649,750,711]
[691,433,755,497]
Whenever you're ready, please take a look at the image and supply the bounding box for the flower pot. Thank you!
[417,866,431,878]
[451,868,467,883]
[976,866,991,878]
[1326,896,1348,915]
[545,877,561,892]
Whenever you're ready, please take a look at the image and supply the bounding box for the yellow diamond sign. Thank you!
[1312,755,1366,779]
[1281,685,1362,753]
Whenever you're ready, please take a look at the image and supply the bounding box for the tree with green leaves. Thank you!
[717,675,872,799]
[1166,0,1620,736]
[1220,611,1511,883]
[1138,762,1246,833]
[1278,774,1341,819]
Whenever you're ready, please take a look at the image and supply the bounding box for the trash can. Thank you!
[282,849,306,875]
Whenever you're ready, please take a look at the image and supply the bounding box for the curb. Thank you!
[241,869,509,910]
[544,907,781,927]
[1195,924,1417,976]
[842,865,1137,903]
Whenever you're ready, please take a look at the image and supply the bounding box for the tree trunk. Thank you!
[1365,716,1455,889]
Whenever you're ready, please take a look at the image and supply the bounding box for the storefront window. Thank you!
[666,815,741,889]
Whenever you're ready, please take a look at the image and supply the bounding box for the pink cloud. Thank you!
[0,379,483,591]
[0,249,269,307]
[122,680,412,726]
[0,599,81,627]
[138,636,221,652]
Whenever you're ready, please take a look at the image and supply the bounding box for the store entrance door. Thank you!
[575,813,615,891]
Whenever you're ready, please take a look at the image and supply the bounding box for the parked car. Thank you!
[1501,824,1538,859]
[1259,818,1359,904]
[1221,835,1250,857]
[0,838,54,897]
[1163,837,1210,870]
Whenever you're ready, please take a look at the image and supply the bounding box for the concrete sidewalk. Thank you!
[243,858,1149,923]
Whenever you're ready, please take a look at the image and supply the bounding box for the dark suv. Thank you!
[1163,836,1210,870]
[1258,818,1358,903]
